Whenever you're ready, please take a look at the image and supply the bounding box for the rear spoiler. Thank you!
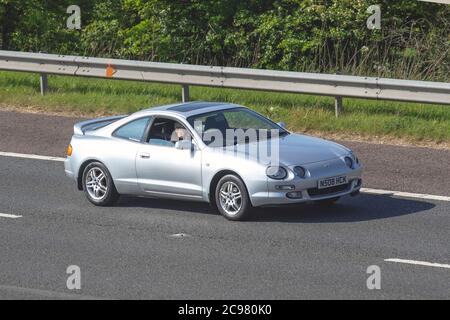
[74,115,128,135]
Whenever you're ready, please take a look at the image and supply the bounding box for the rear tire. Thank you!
[215,174,251,221]
[82,162,119,206]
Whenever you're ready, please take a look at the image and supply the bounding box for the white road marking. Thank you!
[0,152,449,203]
[169,233,191,238]
[0,284,106,300]
[385,258,450,269]
[0,151,65,162]
[361,188,450,202]
[0,213,22,219]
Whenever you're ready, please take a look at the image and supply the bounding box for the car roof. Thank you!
[133,101,243,118]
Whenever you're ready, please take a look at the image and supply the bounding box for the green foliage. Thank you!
[0,0,449,80]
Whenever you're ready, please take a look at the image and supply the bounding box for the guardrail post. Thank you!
[40,73,48,95]
[335,96,343,118]
[1,50,449,105]
[181,85,189,103]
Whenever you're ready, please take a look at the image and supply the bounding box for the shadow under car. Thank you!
[115,193,436,223]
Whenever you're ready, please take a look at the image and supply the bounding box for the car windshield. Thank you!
[187,108,288,147]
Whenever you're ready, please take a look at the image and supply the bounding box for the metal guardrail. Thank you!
[0,50,449,117]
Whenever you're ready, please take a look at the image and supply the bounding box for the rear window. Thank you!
[113,117,151,142]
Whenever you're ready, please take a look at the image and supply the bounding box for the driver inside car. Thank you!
[171,123,189,142]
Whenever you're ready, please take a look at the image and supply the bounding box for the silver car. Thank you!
[65,102,362,220]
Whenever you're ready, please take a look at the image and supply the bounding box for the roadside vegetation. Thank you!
[0,1,449,145]
[1,1,449,81]
[1,71,449,145]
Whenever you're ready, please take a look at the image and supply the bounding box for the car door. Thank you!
[135,117,203,199]
[108,116,153,194]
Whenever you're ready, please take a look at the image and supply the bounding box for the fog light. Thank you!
[286,192,303,199]
[276,185,295,191]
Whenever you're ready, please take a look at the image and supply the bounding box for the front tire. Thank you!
[215,174,251,221]
[82,162,119,206]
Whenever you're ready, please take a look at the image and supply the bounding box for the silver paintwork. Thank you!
[65,102,363,208]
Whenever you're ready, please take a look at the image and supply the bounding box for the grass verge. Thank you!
[1,71,449,146]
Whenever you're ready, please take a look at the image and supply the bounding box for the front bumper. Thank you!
[251,178,362,207]
[249,158,363,207]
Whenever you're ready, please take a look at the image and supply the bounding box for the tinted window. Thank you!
[114,117,150,142]
[168,102,226,112]
[187,108,288,146]
[188,108,282,132]
[147,118,191,147]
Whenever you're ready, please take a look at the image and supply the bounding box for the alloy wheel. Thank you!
[219,181,242,216]
[85,167,108,201]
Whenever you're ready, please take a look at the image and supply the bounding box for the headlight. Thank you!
[349,152,359,165]
[266,166,287,180]
[344,156,354,169]
[294,166,306,178]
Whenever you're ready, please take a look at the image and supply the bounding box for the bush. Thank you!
[1,0,448,81]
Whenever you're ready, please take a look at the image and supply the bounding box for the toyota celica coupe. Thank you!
[65,102,362,220]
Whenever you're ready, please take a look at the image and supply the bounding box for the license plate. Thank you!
[318,176,347,189]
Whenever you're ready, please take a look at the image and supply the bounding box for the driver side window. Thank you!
[147,118,191,147]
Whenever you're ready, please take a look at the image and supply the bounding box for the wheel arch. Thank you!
[208,169,250,206]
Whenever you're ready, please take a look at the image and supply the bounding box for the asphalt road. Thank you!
[0,110,449,299]
[1,110,449,196]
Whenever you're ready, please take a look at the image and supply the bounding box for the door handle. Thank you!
[139,153,150,159]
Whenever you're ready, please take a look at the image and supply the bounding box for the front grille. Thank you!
[307,183,350,197]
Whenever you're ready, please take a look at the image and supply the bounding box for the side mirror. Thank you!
[175,139,192,150]
[277,122,286,129]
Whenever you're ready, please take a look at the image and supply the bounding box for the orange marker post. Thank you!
[106,64,115,78]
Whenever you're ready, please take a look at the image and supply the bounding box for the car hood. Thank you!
[219,133,350,166]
